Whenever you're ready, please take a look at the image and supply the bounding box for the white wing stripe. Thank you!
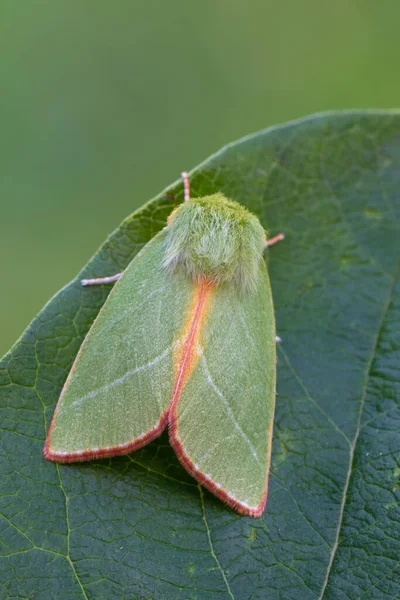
[201,355,261,465]
[67,346,172,410]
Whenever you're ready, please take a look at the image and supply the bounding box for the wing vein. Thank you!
[201,355,261,465]
[68,345,172,410]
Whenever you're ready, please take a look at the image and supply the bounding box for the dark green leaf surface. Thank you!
[1,112,400,599]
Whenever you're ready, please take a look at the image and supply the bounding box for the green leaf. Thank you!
[1,111,400,599]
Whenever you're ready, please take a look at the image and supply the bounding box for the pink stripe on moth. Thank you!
[43,410,170,463]
[171,279,213,405]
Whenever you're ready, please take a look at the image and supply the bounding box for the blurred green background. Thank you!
[1,0,399,356]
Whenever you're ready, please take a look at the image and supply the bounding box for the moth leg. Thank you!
[181,171,190,202]
[265,233,285,247]
[81,273,123,286]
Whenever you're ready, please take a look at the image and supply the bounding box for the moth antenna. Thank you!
[81,273,123,286]
[265,233,285,247]
[181,171,190,202]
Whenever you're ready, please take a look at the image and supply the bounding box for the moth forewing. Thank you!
[44,232,192,461]
[169,263,275,517]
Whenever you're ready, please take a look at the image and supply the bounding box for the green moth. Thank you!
[44,173,283,517]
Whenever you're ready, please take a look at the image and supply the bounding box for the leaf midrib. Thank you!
[318,259,400,599]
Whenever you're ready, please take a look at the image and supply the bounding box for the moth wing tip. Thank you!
[169,425,268,518]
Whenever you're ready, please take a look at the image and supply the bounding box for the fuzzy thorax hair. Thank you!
[163,193,266,292]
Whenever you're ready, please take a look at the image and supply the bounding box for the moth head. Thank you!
[163,193,266,292]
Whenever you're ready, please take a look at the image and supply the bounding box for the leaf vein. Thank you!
[56,464,89,600]
[199,485,235,600]
[318,259,400,599]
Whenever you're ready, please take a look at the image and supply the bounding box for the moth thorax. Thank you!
[163,193,266,292]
